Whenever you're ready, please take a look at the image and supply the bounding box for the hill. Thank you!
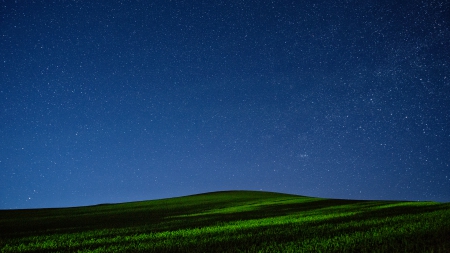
[1,190,449,252]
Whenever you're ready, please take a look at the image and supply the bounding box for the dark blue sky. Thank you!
[1,0,449,209]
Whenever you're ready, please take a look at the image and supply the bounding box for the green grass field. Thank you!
[1,190,449,252]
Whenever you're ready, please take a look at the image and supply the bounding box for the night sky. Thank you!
[1,0,449,209]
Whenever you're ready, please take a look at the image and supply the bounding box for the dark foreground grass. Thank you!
[1,191,449,252]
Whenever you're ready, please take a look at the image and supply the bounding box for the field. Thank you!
[1,190,449,252]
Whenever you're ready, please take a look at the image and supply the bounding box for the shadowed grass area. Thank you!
[1,190,449,252]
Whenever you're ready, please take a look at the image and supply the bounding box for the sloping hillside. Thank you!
[1,190,449,252]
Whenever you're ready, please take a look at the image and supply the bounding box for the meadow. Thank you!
[1,190,449,252]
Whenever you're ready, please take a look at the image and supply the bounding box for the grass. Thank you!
[1,190,449,252]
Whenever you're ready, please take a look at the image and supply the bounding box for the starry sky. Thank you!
[1,0,450,209]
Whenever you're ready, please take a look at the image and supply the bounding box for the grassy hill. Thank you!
[1,190,449,252]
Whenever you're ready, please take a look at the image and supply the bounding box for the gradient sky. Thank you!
[1,0,449,209]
